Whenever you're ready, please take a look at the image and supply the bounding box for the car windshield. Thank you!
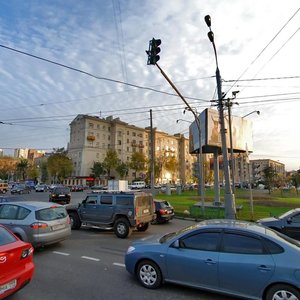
[160,201,171,208]
[36,207,68,221]
[0,226,17,245]
[278,210,295,219]
[159,223,200,243]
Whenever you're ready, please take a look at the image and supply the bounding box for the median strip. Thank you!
[53,251,70,256]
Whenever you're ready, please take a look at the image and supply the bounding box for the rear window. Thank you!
[54,188,70,194]
[0,226,17,245]
[36,207,68,221]
[116,196,133,206]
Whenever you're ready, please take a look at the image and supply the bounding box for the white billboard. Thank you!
[189,108,253,154]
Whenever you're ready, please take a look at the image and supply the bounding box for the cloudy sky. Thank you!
[0,0,299,171]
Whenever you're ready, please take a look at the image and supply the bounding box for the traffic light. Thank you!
[146,38,161,65]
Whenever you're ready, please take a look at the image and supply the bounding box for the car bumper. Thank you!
[31,227,71,247]
[0,261,34,299]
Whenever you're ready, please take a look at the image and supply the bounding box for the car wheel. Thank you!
[137,260,162,289]
[69,212,81,229]
[266,284,300,300]
[114,218,132,238]
[137,223,149,232]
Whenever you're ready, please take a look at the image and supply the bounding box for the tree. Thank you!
[263,166,277,194]
[129,152,147,179]
[40,162,49,183]
[103,150,119,179]
[47,152,73,183]
[291,169,300,196]
[164,156,178,183]
[91,162,106,178]
[27,166,39,182]
[116,162,129,179]
[16,158,29,181]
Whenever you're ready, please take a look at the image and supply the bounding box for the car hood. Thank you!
[132,234,163,246]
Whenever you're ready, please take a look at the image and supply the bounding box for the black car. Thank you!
[49,187,71,204]
[10,184,31,194]
[257,208,300,240]
[152,199,174,224]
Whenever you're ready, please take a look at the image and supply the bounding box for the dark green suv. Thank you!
[66,191,156,238]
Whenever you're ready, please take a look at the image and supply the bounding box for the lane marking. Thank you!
[113,262,125,267]
[81,256,100,262]
[53,251,70,256]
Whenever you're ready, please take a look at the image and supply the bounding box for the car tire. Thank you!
[69,212,81,230]
[114,218,132,238]
[266,284,300,300]
[137,223,149,232]
[137,260,162,289]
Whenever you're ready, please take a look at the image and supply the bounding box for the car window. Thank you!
[291,213,300,223]
[16,206,30,220]
[222,233,264,254]
[0,204,19,219]
[262,238,284,254]
[0,226,17,245]
[36,207,67,221]
[85,195,98,204]
[180,232,220,251]
[116,196,132,206]
[100,196,113,205]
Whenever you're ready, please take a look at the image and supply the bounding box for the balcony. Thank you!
[87,135,95,141]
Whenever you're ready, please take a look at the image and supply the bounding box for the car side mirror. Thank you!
[287,217,292,224]
[172,240,180,248]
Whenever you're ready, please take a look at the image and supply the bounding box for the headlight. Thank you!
[127,246,136,254]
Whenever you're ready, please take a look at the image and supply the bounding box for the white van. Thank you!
[130,181,146,189]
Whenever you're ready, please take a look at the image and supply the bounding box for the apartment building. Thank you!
[250,159,285,184]
[67,114,196,184]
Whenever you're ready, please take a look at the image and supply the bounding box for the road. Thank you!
[8,190,233,300]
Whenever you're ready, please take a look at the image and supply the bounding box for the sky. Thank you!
[0,0,299,171]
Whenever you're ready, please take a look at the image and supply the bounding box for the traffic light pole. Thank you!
[155,62,205,212]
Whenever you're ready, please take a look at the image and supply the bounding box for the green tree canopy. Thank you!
[129,152,147,179]
[91,162,107,178]
[47,152,73,183]
[16,158,29,181]
[263,166,277,194]
[116,162,129,179]
[103,150,119,178]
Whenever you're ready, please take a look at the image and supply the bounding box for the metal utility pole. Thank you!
[150,109,155,194]
[205,15,236,219]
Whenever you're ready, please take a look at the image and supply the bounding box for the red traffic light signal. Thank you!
[146,38,161,65]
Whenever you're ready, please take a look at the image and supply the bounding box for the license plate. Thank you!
[52,224,65,231]
[143,208,149,214]
[0,279,17,295]
[59,194,65,197]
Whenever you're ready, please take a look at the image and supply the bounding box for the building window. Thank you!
[89,123,94,128]
[118,131,122,137]
[108,135,110,140]
[103,125,106,130]
[127,131,129,135]
[97,124,100,129]
[118,140,121,145]
[132,132,136,137]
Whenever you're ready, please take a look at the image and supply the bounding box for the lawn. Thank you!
[154,187,300,221]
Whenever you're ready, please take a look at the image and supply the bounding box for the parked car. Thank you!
[49,187,71,204]
[35,184,48,192]
[70,185,84,192]
[125,219,300,299]
[0,201,71,247]
[257,208,300,240]
[0,224,34,298]
[152,199,174,224]
[66,190,156,238]
[10,184,31,195]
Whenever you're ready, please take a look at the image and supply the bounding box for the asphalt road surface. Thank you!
[8,190,233,300]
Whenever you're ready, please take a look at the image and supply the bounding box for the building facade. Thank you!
[67,115,196,185]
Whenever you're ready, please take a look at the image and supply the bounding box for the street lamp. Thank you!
[205,15,236,219]
[242,111,260,118]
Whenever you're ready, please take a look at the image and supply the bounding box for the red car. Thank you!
[0,225,34,299]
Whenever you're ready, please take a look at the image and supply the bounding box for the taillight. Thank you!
[159,209,168,215]
[30,222,48,229]
[66,215,71,224]
[20,247,34,259]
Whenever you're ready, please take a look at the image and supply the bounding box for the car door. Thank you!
[78,195,99,222]
[218,231,275,298]
[166,230,221,289]
[281,212,300,240]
